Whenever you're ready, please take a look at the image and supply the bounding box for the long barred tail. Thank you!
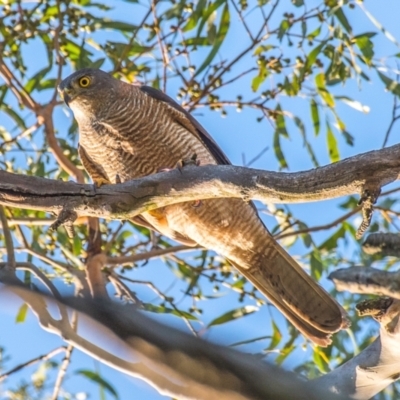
[232,241,349,347]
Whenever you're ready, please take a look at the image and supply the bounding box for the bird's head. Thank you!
[58,69,118,117]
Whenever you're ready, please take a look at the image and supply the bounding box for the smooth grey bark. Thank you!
[312,299,400,399]
[330,266,400,299]
[0,282,348,400]
[0,143,399,220]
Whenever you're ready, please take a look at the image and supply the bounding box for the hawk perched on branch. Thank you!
[58,69,348,346]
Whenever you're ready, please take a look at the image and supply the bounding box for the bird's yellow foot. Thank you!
[93,177,111,190]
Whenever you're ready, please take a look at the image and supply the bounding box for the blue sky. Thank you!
[2,1,400,399]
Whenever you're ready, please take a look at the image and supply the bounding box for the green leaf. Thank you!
[294,116,319,167]
[97,19,138,32]
[307,26,321,41]
[254,44,275,56]
[304,42,326,74]
[275,104,288,138]
[273,105,289,169]
[207,305,258,327]
[334,8,352,33]
[377,71,400,97]
[195,3,230,77]
[72,235,82,256]
[315,73,335,108]
[339,196,358,210]
[196,0,227,36]
[143,303,199,321]
[183,0,208,32]
[313,348,330,372]
[76,370,119,399]
[310,251,323,280]
[182,37,210,46]
[24,66,52,94]
[15,303,28,323]
[275,343,295,365]
[251,64,269,92]
[267,320,282,350]
[0,104,27,130]
[277,20,290,41]
[318,225,347,251]
[326,121,340,163]
[90,57,106,69]
[310,99,320,136]
[292,0,304,7]
[354,33,375,65]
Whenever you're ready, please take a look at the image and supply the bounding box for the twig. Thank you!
[382,80,400,148]
[7,217,56,227]
[118,275,198,336]
[0,206,16,269]
[0,122,41,150]
[0,346,66,383]
[275,207,361,240]
[108,272,142,306]
[39,106,85,183]
[0,58,37,110]
[151,0,169,92]
[51,0,65,103]
[51,344,74,400]
[107,244,200,266]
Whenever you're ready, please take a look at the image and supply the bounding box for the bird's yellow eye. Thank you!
[79,76,91,88]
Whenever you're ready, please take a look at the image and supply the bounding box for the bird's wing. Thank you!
[140,86,231,166]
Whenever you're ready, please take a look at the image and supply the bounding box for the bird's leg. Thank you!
[90,177,112,197]
[156,153,200,174]
[93,177,111,187]
[175,153,200,172]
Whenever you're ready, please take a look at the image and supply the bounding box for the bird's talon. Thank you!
[191,200,202,208]
[93,178,110,188]
[157,167,173,173]
[176,154,200,173]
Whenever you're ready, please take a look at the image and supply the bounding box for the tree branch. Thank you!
[312,298,400,399]
[0,144,400,221]
[1,283,347,400]
[0,346,66,383]
[329,266,400,299]
[363,232,400,257]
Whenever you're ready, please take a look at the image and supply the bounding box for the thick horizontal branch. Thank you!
[363,232,400,257]
[1,283,347,400]
[1,144,400,219]
[329,266,400,299]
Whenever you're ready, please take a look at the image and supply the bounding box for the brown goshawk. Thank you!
[58,69,349,346]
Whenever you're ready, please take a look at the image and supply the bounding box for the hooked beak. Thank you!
[57,86,73,107]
